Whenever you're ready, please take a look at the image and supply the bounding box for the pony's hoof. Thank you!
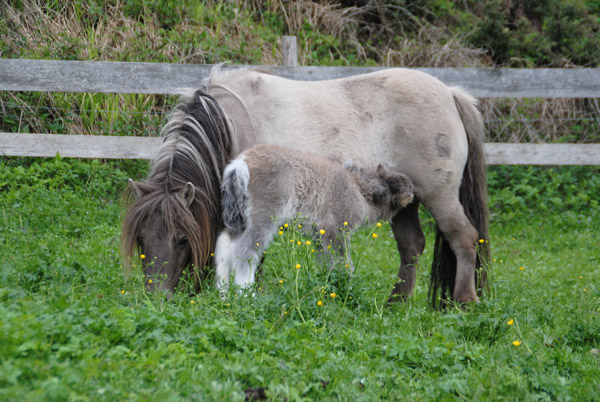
[454,293,480,304]
[386,281,413,304]
[386,294,409,305]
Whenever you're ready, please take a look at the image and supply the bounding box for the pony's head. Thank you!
[121,90,235,295]
[122,179,209,294]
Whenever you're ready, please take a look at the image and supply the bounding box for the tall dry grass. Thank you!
[1,0,598,143]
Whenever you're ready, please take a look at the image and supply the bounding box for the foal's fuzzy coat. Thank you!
[214,144,414,291]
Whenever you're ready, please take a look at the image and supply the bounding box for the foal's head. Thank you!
[375,165,415,209]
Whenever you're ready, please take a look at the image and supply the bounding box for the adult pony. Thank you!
[122,66,489,305]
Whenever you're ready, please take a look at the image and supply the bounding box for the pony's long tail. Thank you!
[430,87,490,307]
[221,157,250,234]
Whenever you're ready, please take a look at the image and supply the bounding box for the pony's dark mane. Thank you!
[121,90,236,288]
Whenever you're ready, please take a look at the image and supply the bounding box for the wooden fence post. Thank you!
[281,36,298,67]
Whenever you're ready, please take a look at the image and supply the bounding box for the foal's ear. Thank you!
[128,179,143,200]
[180,182,195,207]
[376,164,386,178]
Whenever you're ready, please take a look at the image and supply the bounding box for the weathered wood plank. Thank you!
[0,133,162,159]
[1,59,599,98]
[1,133,599,165]
[484,143,600,165]
[281,36,298,67]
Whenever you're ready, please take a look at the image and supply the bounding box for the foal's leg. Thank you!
[214,230,235,294]
[388,200,426,303]
[230,233,263,290]
[231,222,277,291]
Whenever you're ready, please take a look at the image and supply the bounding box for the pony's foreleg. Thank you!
[388,200,426,303]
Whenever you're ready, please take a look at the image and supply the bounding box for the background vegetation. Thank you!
[1,0,600,142]
[1,1,599,400]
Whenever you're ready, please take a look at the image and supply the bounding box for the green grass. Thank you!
[1,158,598,400]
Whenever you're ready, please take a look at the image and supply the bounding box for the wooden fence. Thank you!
[1,42,600,165]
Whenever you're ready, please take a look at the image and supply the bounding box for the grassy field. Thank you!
[0,157,598,400]
[1,1,599,400]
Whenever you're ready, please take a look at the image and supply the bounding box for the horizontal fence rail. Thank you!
[2,133,599,165]
[2,58,600,98]
[1,56,599,165]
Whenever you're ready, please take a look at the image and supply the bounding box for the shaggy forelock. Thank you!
[121,90,236,284]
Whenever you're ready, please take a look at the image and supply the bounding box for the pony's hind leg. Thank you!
[428,196,480,303]
[388,200,426,303]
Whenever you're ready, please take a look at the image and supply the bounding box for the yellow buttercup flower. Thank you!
[284,223,289,228]
[512,340,521,346]
[507,319,514,326]
[297,241,302,246]
[279,279,284,284]
[479,239,485,243]
[295,264,301,269]
[298,224,302,229]
[330,293,336,298]
[319,229,326,235]
[519,266,525,271]
[140,254,146,259]
[305,240,311,246]
[317,300,323,306]
[148,279,153,284]
[372,233,378,239]
[344,221,348,226]
[121,290,125,294]
[190,300,195,304]
[377,222,382,228]
[210,253,214,257]
[278,231,284,236]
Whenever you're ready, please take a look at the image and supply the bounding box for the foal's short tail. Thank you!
[430,87,490,307]
[221,157,250,234]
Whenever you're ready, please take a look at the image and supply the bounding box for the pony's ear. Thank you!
[181,182,195,207]
[376,164,386,178]
[128,179,143,199]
